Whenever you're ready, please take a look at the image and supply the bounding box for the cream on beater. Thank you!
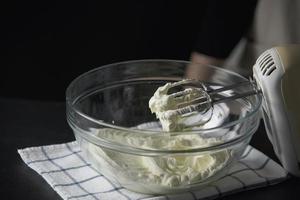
[149,80,210,131]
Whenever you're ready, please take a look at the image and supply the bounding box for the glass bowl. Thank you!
[66,60,262,194]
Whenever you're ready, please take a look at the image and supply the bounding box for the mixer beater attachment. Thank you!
[160,79,260,120]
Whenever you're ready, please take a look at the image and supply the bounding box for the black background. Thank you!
[2,1,206,101]
[2,0,257,101]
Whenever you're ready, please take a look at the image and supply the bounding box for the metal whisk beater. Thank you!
[164,79,260,118]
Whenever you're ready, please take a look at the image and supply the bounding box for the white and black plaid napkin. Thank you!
[18,141,288,200]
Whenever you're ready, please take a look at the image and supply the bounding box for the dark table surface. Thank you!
[1,97,299,200]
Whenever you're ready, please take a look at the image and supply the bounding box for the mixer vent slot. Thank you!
[259,54,272,67]
[258,53,277,76]
[265,65,276,76]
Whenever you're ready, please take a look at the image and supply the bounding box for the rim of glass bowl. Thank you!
[66,59,262,154]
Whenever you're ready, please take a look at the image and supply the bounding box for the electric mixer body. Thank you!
[151,46,300,176]
[253,46,300,176]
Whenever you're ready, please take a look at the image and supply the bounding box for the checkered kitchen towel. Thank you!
[18,141,288,200]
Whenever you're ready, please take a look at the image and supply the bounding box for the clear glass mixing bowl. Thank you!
[66,60,262,194]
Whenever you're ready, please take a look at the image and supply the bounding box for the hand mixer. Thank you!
[162,46,300,176]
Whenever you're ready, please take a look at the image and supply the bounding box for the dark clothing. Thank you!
[193,0,258,59]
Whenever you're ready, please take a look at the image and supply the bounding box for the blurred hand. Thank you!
[185,52,225,80]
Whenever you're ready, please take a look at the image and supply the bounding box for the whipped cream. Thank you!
[149,80,211,131]
[88,81,231,192]
[89,125,230,188]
